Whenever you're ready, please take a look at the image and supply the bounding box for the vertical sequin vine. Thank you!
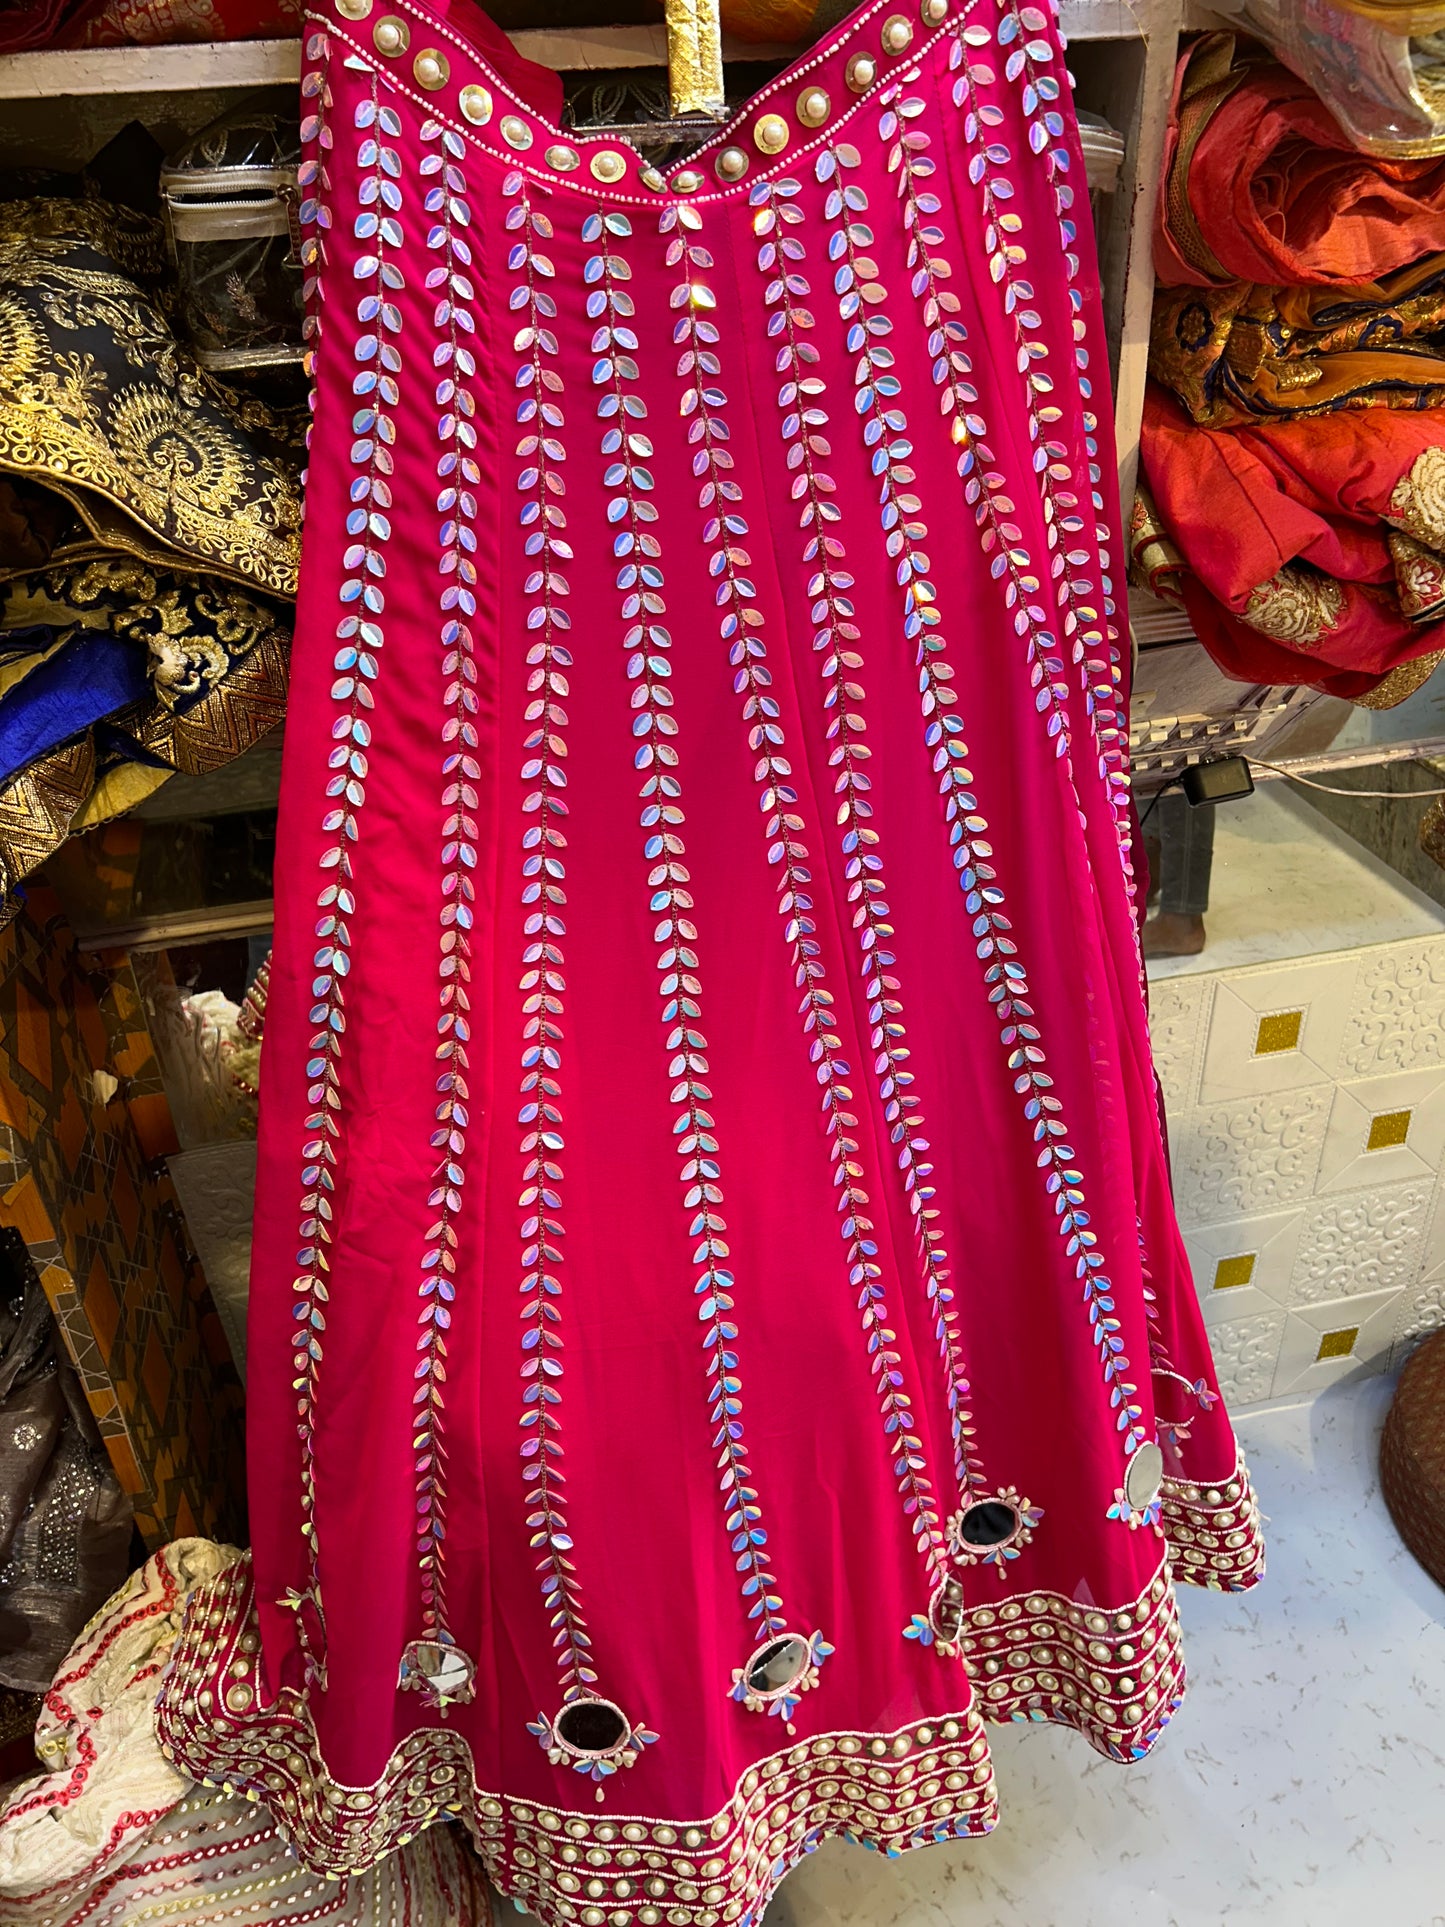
[281,66,405,1656]
[507,174,658,1789]
[393,114,480,1711]
[813,137,1151,1499]
[943,21,1185,1417]
[942,23,1136,918]
[296,28,333,368]
[592,203,828,1719]
[746,174,1004,1598]
[666,191,939,1671]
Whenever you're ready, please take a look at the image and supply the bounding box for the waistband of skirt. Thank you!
[306,0,995,209]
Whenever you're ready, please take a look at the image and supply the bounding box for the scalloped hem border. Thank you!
[154,1456,1265,1919]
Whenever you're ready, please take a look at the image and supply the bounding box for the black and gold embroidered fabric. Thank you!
[0,197,302,598]
[0,561,290,925]
[0,195,299,922]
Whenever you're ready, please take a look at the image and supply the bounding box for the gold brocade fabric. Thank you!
[0,562,290,925]
[1152,258,1445,427]
[0,198,302,598]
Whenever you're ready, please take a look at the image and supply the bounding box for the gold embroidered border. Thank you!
[156,1554,999,1917]
[157,1455,1266,1917]
[1159,1452,1267,1593]
[1241,566,1345,648]
[957,1568,1186,1758]
[0,198,302,599]
[1389,444,1445,554]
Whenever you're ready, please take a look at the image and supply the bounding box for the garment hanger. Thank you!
[569,0,731,145]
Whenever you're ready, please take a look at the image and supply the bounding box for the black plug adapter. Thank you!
[1180,756,1255,807]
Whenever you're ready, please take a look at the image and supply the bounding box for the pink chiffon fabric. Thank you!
[158,2,1264,1917]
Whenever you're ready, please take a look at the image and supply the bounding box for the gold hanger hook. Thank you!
[663,0,727,119]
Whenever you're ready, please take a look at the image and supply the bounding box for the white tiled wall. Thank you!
[1154,933,1445,1408]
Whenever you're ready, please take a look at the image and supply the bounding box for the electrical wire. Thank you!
[1248,758,1445,799]
[1135,776,1181,830]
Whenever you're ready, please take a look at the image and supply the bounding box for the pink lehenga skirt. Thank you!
[158,1,1264,1918]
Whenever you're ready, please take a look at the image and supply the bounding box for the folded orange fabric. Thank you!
[1138,384,1445,703]
[1155,33,1445,290]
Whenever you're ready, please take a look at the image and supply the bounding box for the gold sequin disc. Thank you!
[796,86,830,127]
[371,13,408,54]
[458,84,492,125]
[413,47,448,89]
[753,112,789,155]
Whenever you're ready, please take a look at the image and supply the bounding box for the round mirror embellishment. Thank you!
[947,1487,1045,1573]
[906,1575,967,1654]
[398,1635,476,1709]
[1110,1441,1167,1530]
[729,1628,834,1731]
[529,1697,659,1798]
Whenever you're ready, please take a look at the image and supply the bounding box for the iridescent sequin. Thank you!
[749,168,996,1604]
[661,198,844,1714]
[978,5,1139,928]
[585,202,804,1684]
[823,118,1149,1484]
[287,70,407,1647]
[943,26,1137,925]
[505,167,628,1777]
[396,111,483,1709]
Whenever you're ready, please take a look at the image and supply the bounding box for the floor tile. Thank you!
[765,1375,1445,1926]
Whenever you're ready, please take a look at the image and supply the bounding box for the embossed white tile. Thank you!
[763,1377,1445,1927]
[1270,1288,1402,1398]
[1287,1181,1432,1308]
[1388,1270,1445,1369]
[1148,971,1209,1114]
[1194,955,1358,1106]
[1182,1208,1304,1325]
[1340,934,1445,1077]
[1204,1308,1286,1406]
[1415,1173,1445,1275]
[1314,1065,1445,1194]
[1168,1086,1331,1228]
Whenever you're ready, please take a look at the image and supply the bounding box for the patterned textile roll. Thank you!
[1155,33,1445,289]
[1151,260,1445,427]
[0,1539,498,1926]
[0,1241,132,1696]
[714,0,853,41]
[0,562,290,928]
[0,197,302,599]
[1136,387,1445,704]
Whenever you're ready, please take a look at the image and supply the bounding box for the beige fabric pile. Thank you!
[0,1539,499,1926]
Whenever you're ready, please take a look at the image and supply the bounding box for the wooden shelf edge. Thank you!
[0,25,798,98]
[0,1,1159,99]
